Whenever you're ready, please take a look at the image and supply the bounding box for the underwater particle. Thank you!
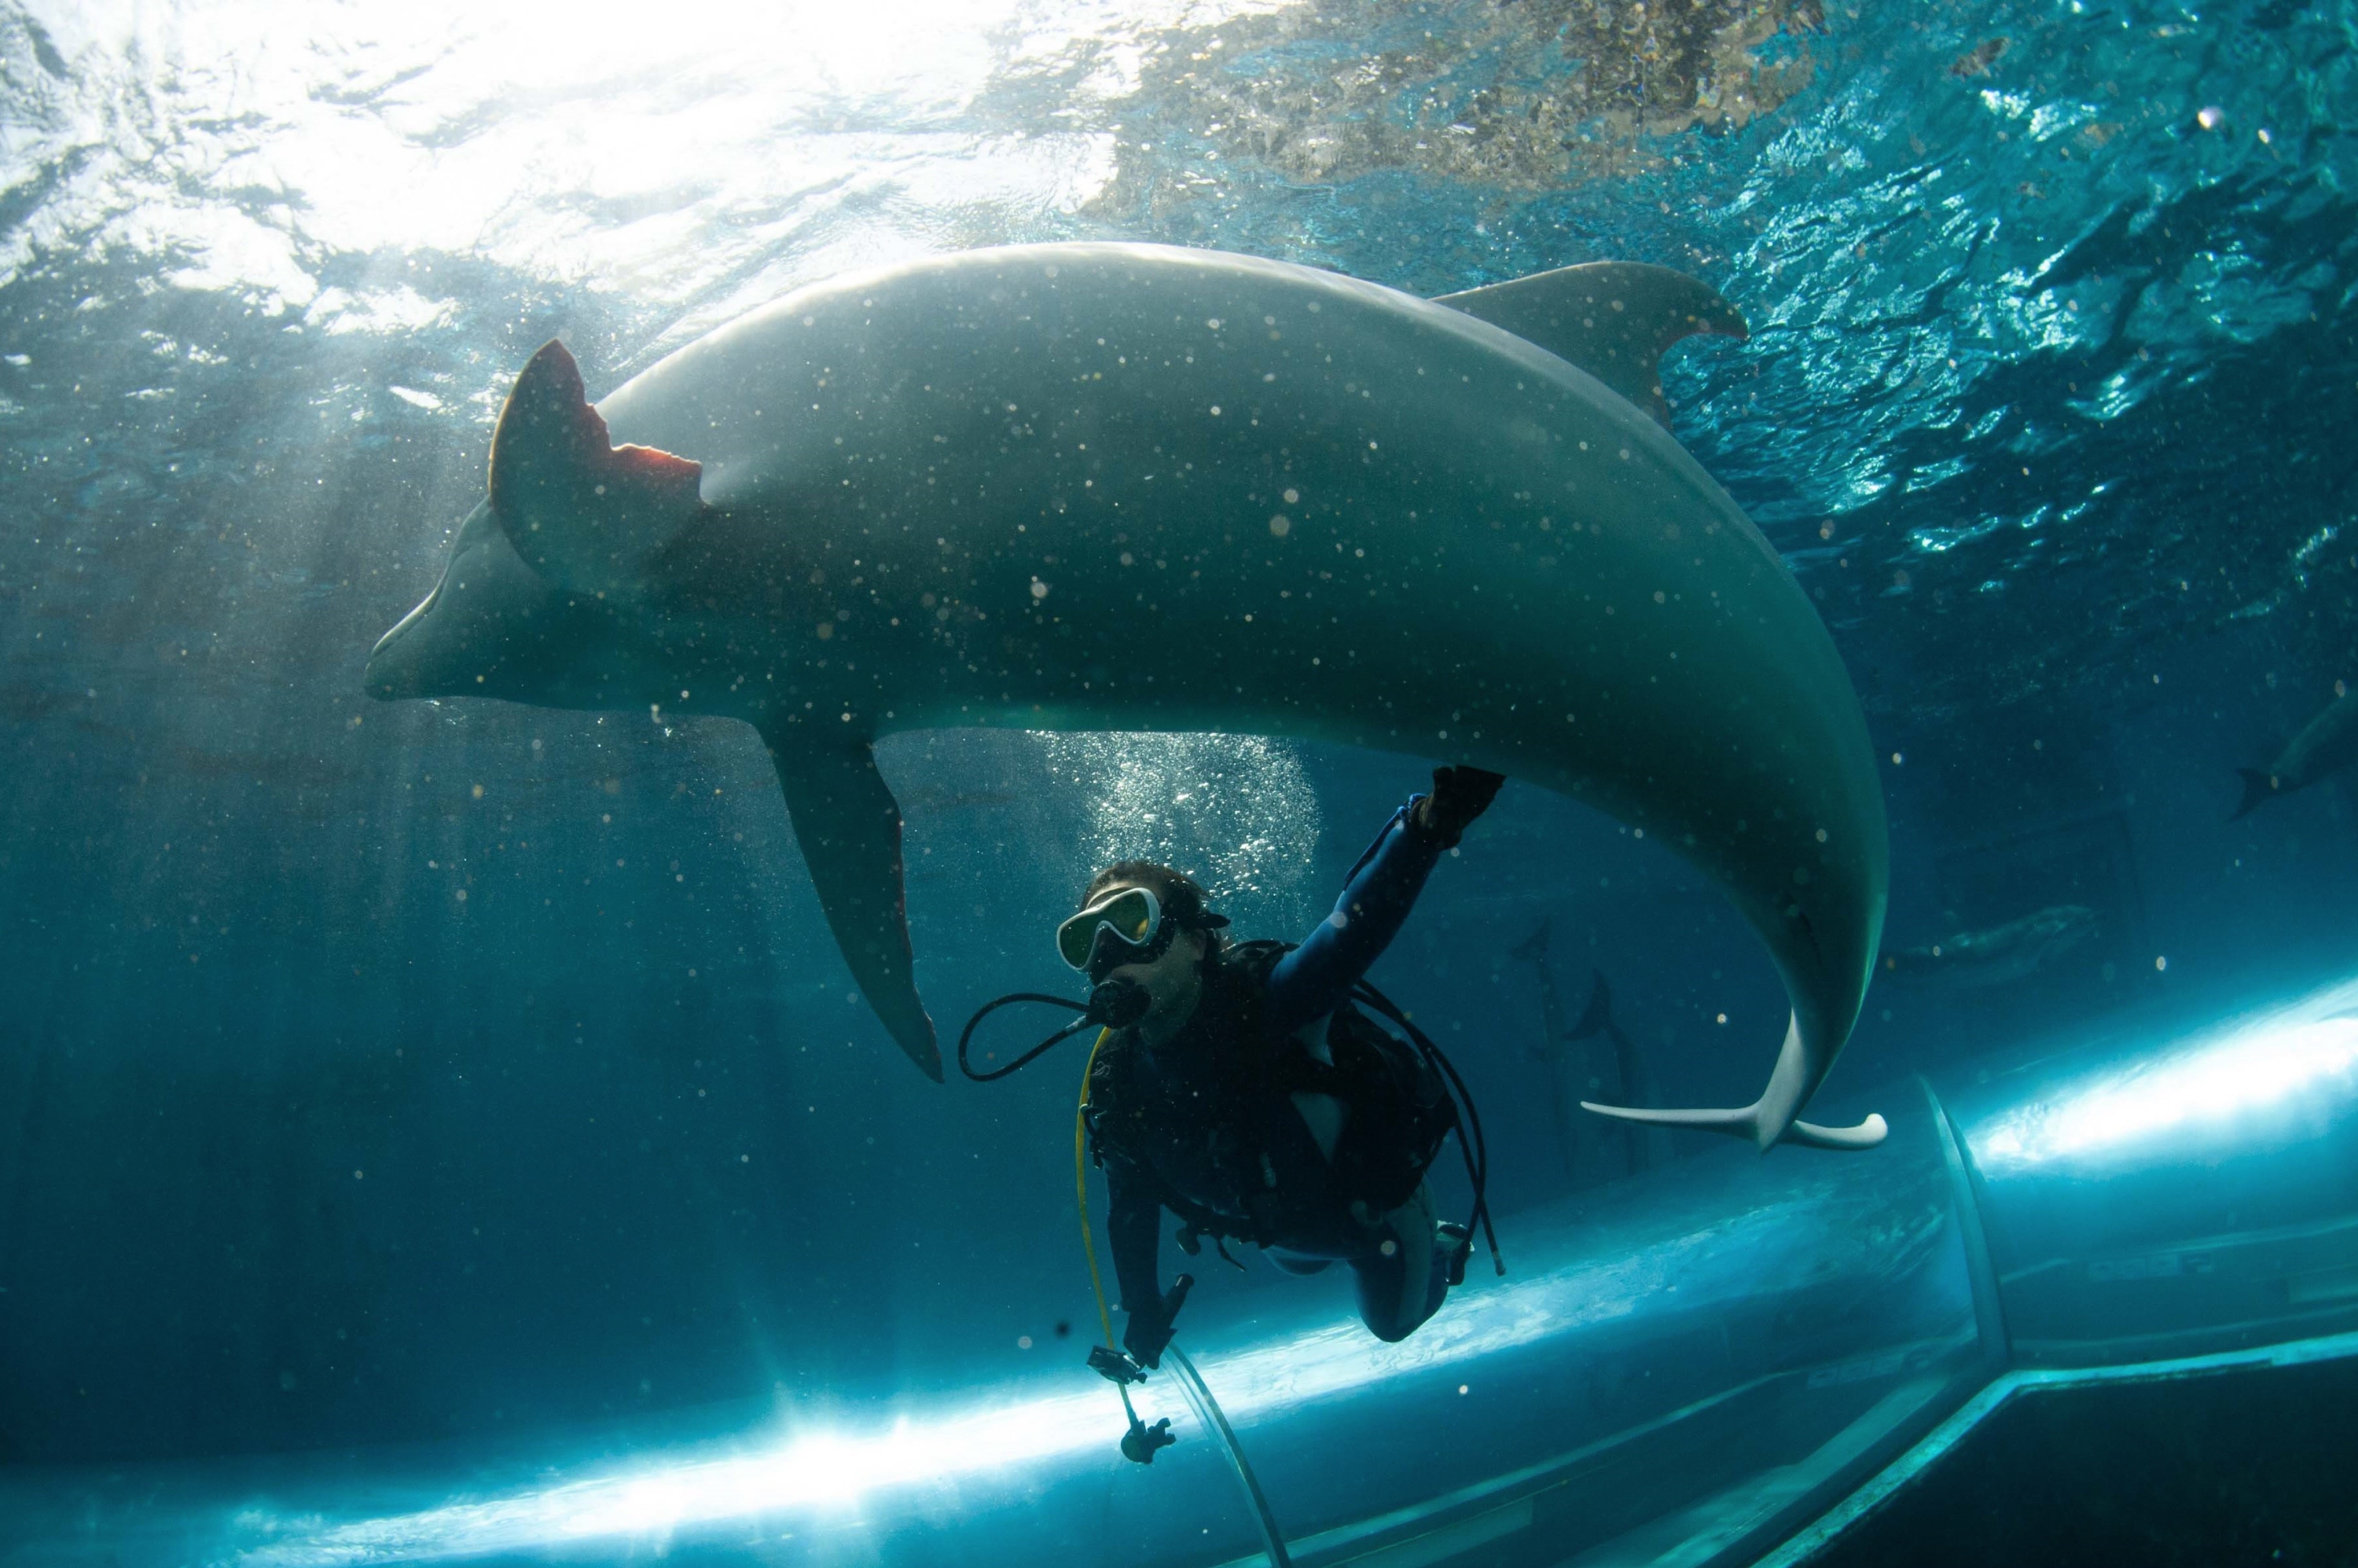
[2156,956,2169,971]
[1458,1384,1469,1395]
[1018,1335,1034,1350]
[1054,1320,1071,1338]
[2198,105,2225,130]
[1890,752,1904,765]
[1717,1013,1728,1024]
[1269,515,1291,537]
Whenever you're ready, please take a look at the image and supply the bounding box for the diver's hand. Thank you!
[1414,766,1506,847]
[1122,1274,1194,1369]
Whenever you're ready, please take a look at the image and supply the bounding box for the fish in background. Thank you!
[1879,904,2098,990]
[1566,970,1655,1177]
[2235,685,2358,819]
[1509,920,1655,1180]
[1508,918,1584,1182]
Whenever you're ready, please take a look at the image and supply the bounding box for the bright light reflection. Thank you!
[1974,977,2358,1170]
[239,1203,1793,1564]
[8,0,1283,314]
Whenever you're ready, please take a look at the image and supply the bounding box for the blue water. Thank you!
[0,0,2353,1532]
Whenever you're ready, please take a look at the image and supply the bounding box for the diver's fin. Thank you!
[1580,1011,1884,1151]
[1567,969,1612,1041]
[488,340,707,600]
[2231,766,2279,821]
[1433,262,1747,428]
[758,720,942,1081]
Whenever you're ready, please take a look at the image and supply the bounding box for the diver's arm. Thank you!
[1265,768,1504,1034]
[1263,806,1445,1034]
[1105,1160,1191,1367]
[1105,1160,1164,1318]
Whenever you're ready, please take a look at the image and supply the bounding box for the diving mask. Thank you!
[1056,886,1167,974]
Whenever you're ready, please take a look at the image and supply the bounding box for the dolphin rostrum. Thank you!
[365,243,1890,1151]
[2235,685,2358,819]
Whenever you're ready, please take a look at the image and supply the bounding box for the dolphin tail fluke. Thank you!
[2231,767,2278,820]
[1579,1099,1890,1152]
[1580,1010,1884,1151]
[760,722,943,1082]
[1785,1114,1890,1150]
[488,340,708,600]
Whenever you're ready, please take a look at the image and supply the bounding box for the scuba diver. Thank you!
[1062,766,1506,1371]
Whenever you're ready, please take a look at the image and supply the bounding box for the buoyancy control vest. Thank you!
[1084,940,1456,1250]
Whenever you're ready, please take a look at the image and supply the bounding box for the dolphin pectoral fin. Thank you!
[488,340,707,600]
[759,722,943,1082]
[1432,261,1748,428]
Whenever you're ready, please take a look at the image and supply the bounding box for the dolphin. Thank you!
[1879,904,2097,990]
[365,242,1890,1151]
[2235,685,2358,818]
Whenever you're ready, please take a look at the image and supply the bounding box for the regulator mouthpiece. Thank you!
[1089,976,1152,1029]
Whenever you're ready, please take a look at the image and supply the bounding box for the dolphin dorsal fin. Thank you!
[488,340,707,600]
[1433,262,1747,428]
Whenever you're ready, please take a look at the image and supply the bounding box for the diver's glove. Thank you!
[1122,1273,1194,1369]
[1413,766,1507,848]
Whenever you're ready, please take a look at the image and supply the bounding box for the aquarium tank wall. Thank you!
[0,1,2354,1563]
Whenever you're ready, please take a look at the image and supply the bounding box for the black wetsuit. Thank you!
[1087,802,1460,1349]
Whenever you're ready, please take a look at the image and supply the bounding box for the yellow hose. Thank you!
[1073,1026,1118,1349]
